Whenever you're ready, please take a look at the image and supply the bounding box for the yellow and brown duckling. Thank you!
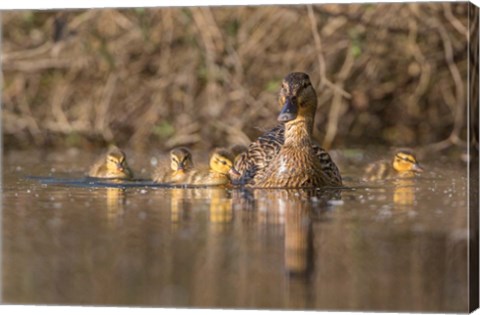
[184,148,240,186]
[234,72,342,188]
[88,146,133,179]
[363,150,424,181]
[153,147,194,184]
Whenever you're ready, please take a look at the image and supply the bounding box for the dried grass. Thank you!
[1,3,470,153]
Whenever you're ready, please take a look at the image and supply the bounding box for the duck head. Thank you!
[170,147,194,172]
[277,72,318,127]
[210,148,240,177]
[392,150,423,173]
[105,146,129,174]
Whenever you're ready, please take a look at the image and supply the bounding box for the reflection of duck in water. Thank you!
[88,146,133,179]
[233,72,342,188]
[250,189,336,277]
[153,147,194,184]
[105,187,126,225]
[363,150,423,181]
[169,188,190,228]
[245,188,342,275]
[168,187,232,228]
[208,188,233,226]
[393,178,417,206]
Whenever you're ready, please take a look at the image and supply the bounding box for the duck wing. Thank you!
[311,144,342,186]
[234,124,342,186]
[234,124,284,185]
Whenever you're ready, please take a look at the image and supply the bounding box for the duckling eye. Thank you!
[215,159,227,165]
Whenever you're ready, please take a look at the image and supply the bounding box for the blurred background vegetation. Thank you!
[1,3,472,153]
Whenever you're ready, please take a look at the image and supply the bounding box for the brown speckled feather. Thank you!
[234,124,342,187]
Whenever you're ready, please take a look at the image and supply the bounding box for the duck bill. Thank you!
[277,97,298,122]
[116,163,124,172]
[177,162,185,172]
[412,163,424,173]
[228,167,241,177]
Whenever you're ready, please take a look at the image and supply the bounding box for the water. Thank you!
[1,149,470,311]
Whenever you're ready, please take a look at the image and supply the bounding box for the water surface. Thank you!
[2,149,469,311]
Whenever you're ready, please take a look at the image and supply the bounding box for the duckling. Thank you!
[185,148,240,186]
[153,147,194,183]
[363,150,424,181]
[234,72,342,188]
[88,146,133,179]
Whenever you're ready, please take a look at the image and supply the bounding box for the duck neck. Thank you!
[283,117,313,147]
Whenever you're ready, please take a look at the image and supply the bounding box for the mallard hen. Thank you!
[234,72,342,188]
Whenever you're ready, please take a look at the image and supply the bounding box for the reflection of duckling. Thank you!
[363,150,423,181]
[393,178,416,206]
[169,188,189,228]
[106,188,126,225]
[153,147,194,183]
[209,188,233,224]
[234,72,342,188]
[88,146,133,179]
[186,148,240,186]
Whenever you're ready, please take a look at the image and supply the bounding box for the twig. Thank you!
[406,18,431,114]
[442,3,468,37]
[2,42,53,62]
[323,45,354,149]
[96,73,117,141]
[307,5,351,99]
[425,15,467,151]
[2,58,71,72]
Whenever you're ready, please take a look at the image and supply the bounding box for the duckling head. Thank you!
[170,147,194,172]
[105,147,129,173]
[210,148,241,177]
[392,150,423,173]
[277,72,317,126]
